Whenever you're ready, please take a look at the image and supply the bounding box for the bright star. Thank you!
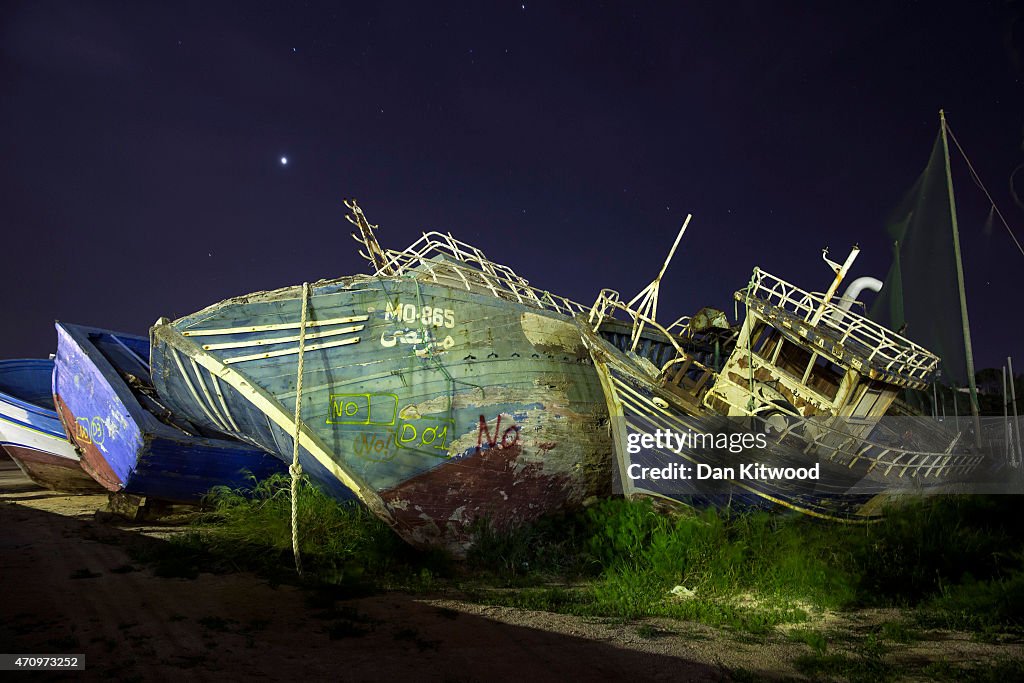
[280,157,288,166]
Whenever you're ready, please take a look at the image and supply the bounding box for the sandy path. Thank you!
[0,458,725,681]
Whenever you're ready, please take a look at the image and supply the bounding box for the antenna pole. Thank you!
[809,246,860,326]
[1010,356,1022,465]
[940,109,982,445]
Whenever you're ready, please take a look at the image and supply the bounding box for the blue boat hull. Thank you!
[54,323,286,503]
[0,359,101,492]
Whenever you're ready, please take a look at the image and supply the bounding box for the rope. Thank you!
[290,281,311,577]
[945,125,1024,259]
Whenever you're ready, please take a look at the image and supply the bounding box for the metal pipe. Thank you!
[837,276,884,312]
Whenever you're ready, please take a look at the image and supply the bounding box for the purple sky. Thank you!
[2,1,1022,371]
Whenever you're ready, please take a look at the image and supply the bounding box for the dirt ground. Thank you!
[0,456,1021,682]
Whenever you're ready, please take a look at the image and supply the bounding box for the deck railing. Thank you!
[376,231,589,318]
[742,268,940,381]
[701,370,984,478]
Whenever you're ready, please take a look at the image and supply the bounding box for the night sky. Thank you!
[2,1,1023,372]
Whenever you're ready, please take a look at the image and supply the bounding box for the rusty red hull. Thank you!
[380,441,599,556]
[2,444,104,492]
[54,394,124,493]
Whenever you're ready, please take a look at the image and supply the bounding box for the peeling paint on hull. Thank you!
[151,277,612,552]
[381,442,581,556]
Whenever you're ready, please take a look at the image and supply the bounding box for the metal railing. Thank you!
[702,371,984,478]
[742,268,940,381]
[587,289,721,384]
[376,231,590,318]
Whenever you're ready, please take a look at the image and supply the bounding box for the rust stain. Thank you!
[54,394,122,492]
[380,442,574,556]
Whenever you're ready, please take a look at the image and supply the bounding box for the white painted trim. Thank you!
[211,375,241,433]
[202,324,365,351]
[169,346,226,431]
[190,358,230,432]
[152,321,392,521]
[223,336,361,365]
[182,315,369,337]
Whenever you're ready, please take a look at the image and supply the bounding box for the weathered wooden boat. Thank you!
[0,359,102,491]
[53,322,287,503]
[149,201,611,553]
[581,234,988,519]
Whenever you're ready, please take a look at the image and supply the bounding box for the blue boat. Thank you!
[149,201,612,553]
[53,322,286,503]
[0,359,101,491]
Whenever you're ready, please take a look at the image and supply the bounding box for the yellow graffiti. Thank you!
[326,393,398,426]
[396,416,453,455]
[91,417,105,445]
[74,416,106,445]
[75,417,91,444]
[352,431,400,463]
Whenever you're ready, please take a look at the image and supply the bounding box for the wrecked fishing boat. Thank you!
[53,322,286,503]
[149,200,611,553]
[581,224,987,519]
[0,359,102,492]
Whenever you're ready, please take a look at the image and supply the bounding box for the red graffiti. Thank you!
[476,414,520,452]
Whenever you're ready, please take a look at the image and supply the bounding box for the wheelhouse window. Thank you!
[750,324,782,358]
[805,354,843,400]
[775,339,813,380]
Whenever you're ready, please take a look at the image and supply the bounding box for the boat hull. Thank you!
[53,323,286,503]
[151,276,612,553]
[0,359,102,492]
[579,325,879,520]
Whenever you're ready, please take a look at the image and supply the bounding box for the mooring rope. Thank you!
[290,281,311,577]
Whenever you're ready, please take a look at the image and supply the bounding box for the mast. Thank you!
[809,246,860,326]
[1003,358,1019,464]
[939,109,981,443]
[626,215,691,352]
[345,198,394,275]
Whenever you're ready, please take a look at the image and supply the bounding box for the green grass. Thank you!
[461,496,1024,633]
[876,620,920,644]
[126,473,1024,637]
[788,628,828,653]
[133,473,448,587]
[921,658,1024,682]
[196,473,422,583]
